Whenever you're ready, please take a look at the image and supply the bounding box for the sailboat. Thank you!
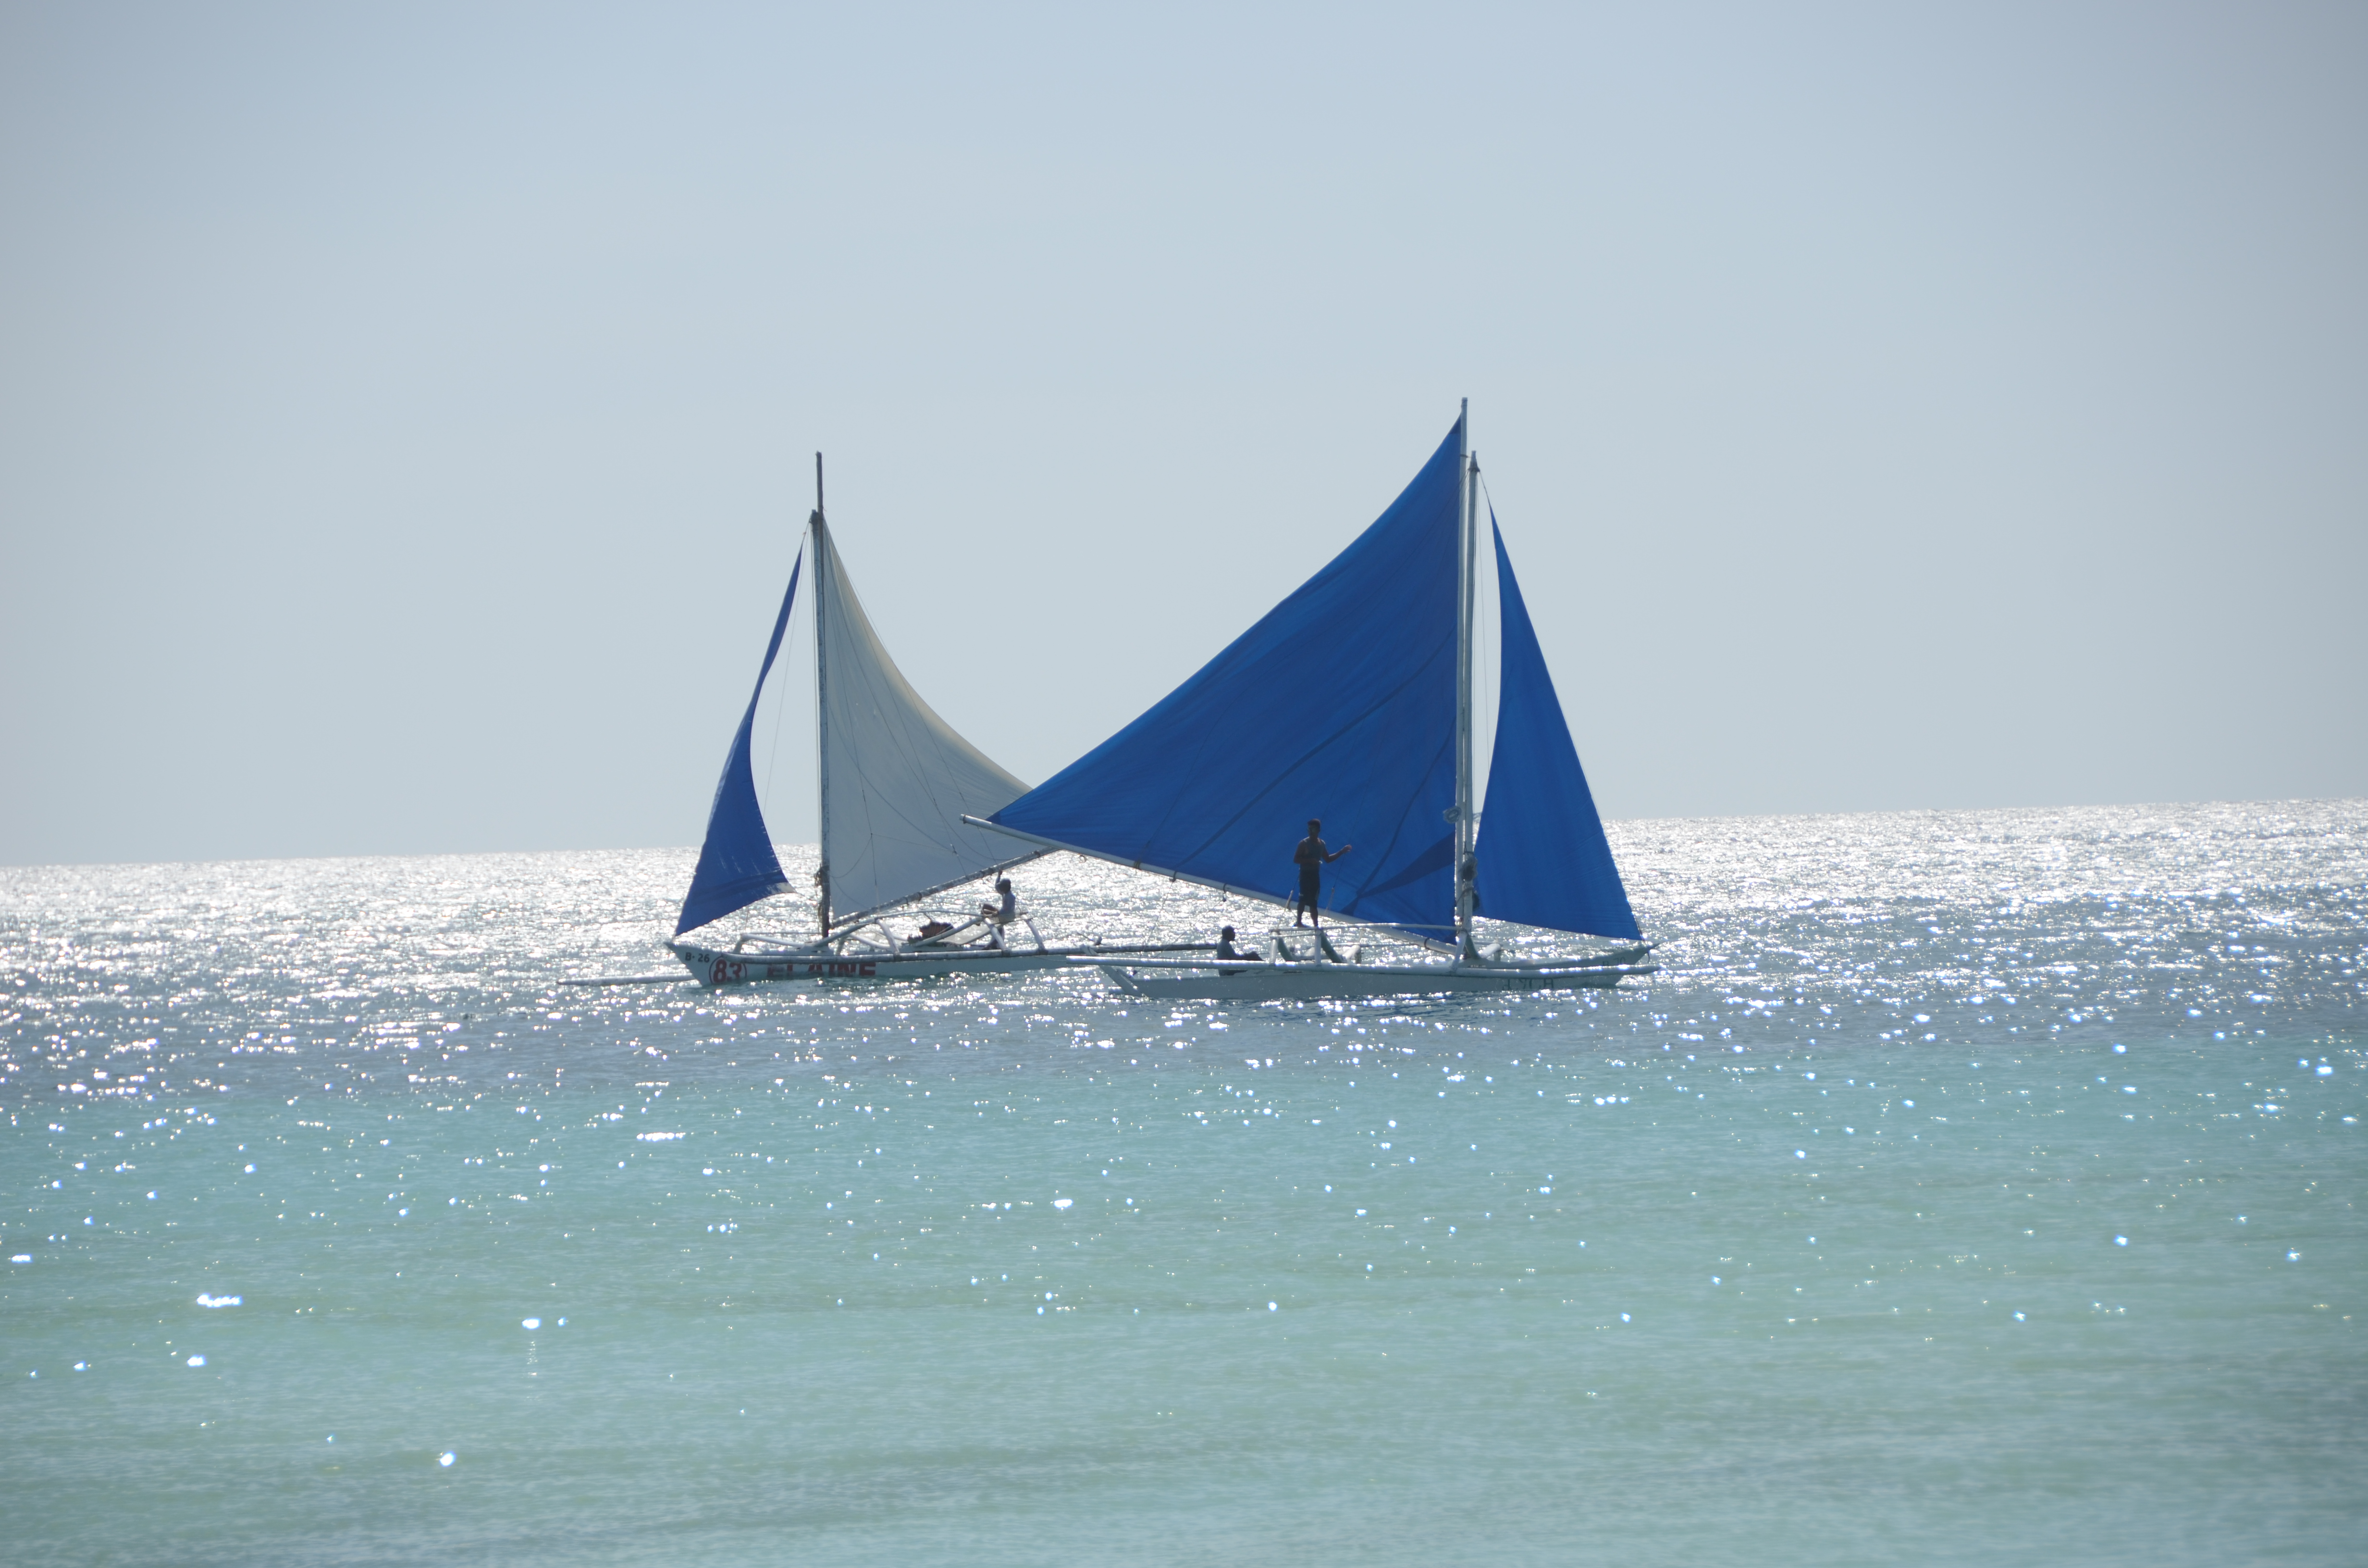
[965,404,1657,1000]
[669,458,1123,985]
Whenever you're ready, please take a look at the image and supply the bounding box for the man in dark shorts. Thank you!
[1293,819,1351,927]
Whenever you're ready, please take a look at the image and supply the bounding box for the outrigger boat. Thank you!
[1088,933,1657,1001]
[967,404,1657,1001]
[669,458,1160,986]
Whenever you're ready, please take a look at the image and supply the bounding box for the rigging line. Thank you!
[1476,474,1502,806]
[762,550,798,829]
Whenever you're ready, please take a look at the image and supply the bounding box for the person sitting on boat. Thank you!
[1214,925,1260,965]
[1293,820,1351,928]
[979,877,1017,948]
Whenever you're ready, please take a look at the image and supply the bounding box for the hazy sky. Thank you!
[4,2,2362,869]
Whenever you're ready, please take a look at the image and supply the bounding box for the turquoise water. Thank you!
[5,801,2362,1565]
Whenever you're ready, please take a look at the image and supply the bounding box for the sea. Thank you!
[3,799,2361,1566]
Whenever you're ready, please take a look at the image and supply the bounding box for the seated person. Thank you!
[1214,925,1260,965]
[979,877,1017,948]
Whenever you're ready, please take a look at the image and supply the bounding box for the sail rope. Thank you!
[761,564,795,833]
[1476,472,1502,818]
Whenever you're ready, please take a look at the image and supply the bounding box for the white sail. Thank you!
[815,520,1036,928]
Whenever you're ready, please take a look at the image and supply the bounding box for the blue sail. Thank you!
[992,419,1464,933]
[1473,516,1639,941]
[676,550,802,935]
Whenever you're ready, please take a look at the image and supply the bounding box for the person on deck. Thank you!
[1215,925,1260,965]
[1293,820,1351,928]
[981,876,1017,948]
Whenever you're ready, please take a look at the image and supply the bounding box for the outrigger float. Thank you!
[1085,934,1656,1001]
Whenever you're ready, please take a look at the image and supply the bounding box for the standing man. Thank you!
[1293,819,1352,928]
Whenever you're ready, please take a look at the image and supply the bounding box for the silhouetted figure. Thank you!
[1293,819,1351,928]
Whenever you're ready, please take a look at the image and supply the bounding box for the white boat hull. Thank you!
[1086,957,1651,1002]
[671,941,1075,986]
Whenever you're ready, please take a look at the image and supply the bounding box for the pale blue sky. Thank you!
[3,2,2362,868]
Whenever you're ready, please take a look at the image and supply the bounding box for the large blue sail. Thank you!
[676,550,802,935]
[992,419,1463,934]
[1473,516,1639,940]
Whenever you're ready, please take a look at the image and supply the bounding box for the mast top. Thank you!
[814,452,825,520]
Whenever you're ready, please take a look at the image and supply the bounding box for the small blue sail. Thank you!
[676,550,802,935]
[1474,515,1639,941]
[993,419,1464,934]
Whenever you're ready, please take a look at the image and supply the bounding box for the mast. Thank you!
[1454,400,1478,961]
[812,451,831,940]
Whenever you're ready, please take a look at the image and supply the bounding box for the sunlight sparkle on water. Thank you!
[2,802,2360,1565]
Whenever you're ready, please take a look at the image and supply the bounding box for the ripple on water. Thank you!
[2,804,2361,1563]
